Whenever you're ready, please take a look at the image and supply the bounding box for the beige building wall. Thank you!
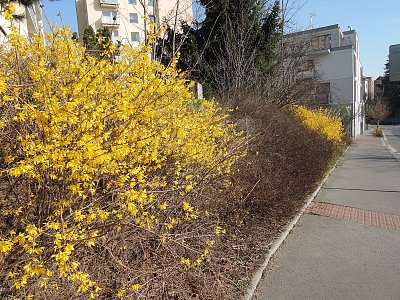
[75,0,193,46]
[0,2,43,43]
[158,0,192,27]
[364,76,374,99]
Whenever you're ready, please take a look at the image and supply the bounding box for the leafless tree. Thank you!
[268,31,324,107]
[207,15,323,112]
[367,95,391,129]
[207,20,260,104]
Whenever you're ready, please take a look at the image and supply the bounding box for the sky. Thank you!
[290,0,400,79]
[41,0,400,79]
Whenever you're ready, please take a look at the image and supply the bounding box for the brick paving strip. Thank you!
[307,202,400,231]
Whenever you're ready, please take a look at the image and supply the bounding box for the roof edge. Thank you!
[284,24,339,37]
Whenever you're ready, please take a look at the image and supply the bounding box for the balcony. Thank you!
[296,70,315,80]
[312,34,331,55]
[314,47,330,55]
[100,0,119,7]
[101,16,120,27]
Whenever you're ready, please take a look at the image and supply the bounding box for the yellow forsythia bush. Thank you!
[292,105,344,144]
[0,27,242,298]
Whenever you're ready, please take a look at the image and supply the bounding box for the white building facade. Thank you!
[0,1,44,43]
[286,24,365,137]
[75,0,193,45]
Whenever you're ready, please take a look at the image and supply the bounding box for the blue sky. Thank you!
[41,0,78,31]
[42,0,400,79]
[291,0,400,79]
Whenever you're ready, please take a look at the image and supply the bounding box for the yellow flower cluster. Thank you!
[3,3,15,20]
[0,27,242,297]
[291,105,344,144]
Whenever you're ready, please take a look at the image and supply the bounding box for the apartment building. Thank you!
[374,76,384,97]
[75,0,193,45]
[0,1,44,43]
[364,76,374,100]
[285,24,365,137]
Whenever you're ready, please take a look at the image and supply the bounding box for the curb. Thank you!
[242,145,349,300]
[382,130,400,163]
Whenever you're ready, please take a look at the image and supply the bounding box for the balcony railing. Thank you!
[101,16,120,26]
[312,34,331,54]
[100,0,119,7]
[296,70,315,80]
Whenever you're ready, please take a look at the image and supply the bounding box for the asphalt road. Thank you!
[381,125,400,153]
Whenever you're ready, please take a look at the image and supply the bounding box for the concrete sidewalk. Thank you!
[254,130,400,300]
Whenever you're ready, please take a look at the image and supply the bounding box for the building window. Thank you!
[111,30,119,42]
[318,82,331,104]
[129,13,138,23]
[131,32,139,42]
[128,0,137,4]
[149,14,155,23]
[148,0,154,6]
[103,11,110,17]
[102,11,118,24]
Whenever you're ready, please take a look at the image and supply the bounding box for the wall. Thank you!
[1,5,28,42]
[1,2,43,43]
[314,47,354,104]
[306,25,365,136]
[76,0,193,45]
[158,0,192,27]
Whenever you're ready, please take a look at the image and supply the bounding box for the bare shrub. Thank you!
[367,95,391,129]
[192,98,341,298]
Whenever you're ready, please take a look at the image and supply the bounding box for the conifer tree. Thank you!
[82,25,97,50]
[155,0,281,98]
[198,0,281,97]
[81,26,114,60]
